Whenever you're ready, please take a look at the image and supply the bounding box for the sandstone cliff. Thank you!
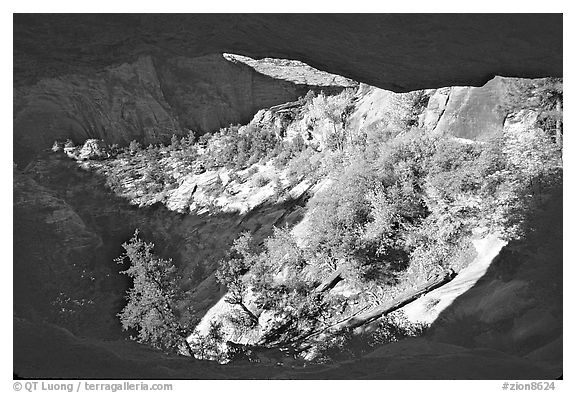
[14,54,349,165]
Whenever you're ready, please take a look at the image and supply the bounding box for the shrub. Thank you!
[245,166,259,177]
[170,134,181,149]
[51,141,63,152]
[273,149,292,168]
[64,139,76,148]
[271,179,289,202]
[228,171,243,184]
[188,321,227,362]
[128,140,141,154]
[253,173,270,187]
[313,311,428,362]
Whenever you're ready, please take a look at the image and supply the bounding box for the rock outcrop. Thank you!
[419,87,450,131]
[68,139,111,160]
[430,76,510,140]
[223,54,358,87]
[14,13,562,166]
[246,76,527,150]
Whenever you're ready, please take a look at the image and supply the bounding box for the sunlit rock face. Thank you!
[419,87,451,131]
[245,76,527,151]
[223,54,358,88]
[430,76,510,140]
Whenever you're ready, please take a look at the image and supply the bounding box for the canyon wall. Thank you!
[14,54,348,164]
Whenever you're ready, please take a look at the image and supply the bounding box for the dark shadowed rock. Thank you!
[14,14,561,91]
[427,191,562,373]
[154,54,344,133]
[14,318,558,379]
[13,54,347,164]
[14,56,180,163]
[13,169,103,322]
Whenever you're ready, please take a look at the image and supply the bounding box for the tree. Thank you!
[305,157,375,268]
[215,233,259,326]
[128,140,141,154]
[533,78,563,146]
[181,130,196,147]
[501,78,563,146]
[216,257,259,326]
[170,134,181,149]
[265,226,306,270]
[308,90,354,151]
[188,321,227,362]
[116,230,195,355]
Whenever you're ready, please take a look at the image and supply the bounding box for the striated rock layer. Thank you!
[14,54,349,165]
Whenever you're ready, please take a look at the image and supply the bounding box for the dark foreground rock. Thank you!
[14,318,558,380]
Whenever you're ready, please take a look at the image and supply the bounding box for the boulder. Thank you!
[77,139,110,160]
